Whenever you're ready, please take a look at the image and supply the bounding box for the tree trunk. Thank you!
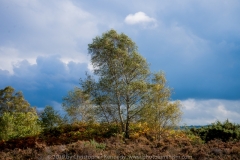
[118,104,124,133]
[125,119,130,138]
[125,95,130,139]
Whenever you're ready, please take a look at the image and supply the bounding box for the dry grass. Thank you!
[0,124,239,160]
[0,134,240,160]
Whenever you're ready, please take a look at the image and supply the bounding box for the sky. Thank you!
[0,0,240,125]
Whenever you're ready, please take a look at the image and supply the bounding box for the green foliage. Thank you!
[62,87,95,123]
[64,29,182,139]
[0,112,41,140]
[0,86,41,141]
[39,105,64,130]
[82,123,120,138]
[0,86,35,115]
[102,123,121,138]
[84,29,182,139]
[87,29,150,138]
[40,122,121,143]
[190,120,240,142]
[182,127,204,145]
[140,72,182,140]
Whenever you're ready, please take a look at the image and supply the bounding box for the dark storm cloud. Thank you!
[0,56,89,109]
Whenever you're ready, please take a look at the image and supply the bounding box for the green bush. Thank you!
[182,127,204,144]
[101,123,121,138]
[0,112,41,141]
[190,120,240,142]
[39,105,64,130]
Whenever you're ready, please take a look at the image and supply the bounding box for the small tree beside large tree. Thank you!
[39,105,64,130]
[63,29,182,138]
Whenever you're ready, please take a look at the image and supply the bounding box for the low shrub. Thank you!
[190,120,240,142]
[129,122,150,139]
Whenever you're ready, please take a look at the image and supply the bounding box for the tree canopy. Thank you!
[87,30,151,137]
[39,105,64,130]
[0,86,35,115]
[63,29,182,138]
[0,86,41,140]
[62,87,95,123]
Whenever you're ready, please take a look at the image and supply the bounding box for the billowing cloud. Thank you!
[0,0,97,73]
[0,56,89,109]
[124,12,157,27]
[181,99,240,125]
[0,46,38,74]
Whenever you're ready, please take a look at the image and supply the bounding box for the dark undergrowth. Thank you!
[0,135,240,160]
[0,121,240,160]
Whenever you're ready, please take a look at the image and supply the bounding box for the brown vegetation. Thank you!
[0,131,240,160]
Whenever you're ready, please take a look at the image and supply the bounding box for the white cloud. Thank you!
[0,46,37,74]
[0,0,98,74]
[0,47,19,74]
[124,12,157,27]
[181,99,240,125]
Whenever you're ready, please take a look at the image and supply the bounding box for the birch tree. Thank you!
[87,29,149,138]
[68,30,182,138]
[140,72,182,140]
